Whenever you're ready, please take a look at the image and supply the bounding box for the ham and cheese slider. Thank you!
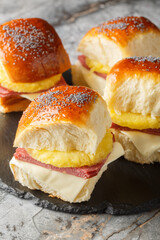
[104,56,160,164]
[75,16,160,95]
[0,18,71,113]
[10,85,124,203]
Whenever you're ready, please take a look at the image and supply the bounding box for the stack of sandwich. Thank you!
[7,15,160,204]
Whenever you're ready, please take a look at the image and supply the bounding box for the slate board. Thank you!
[0,71,160,215]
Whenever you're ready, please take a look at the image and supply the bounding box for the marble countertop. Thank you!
[0,0,160,239]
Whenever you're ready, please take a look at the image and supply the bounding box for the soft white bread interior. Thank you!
[78,16,160,70]
[14,86,111,154]
[10,142,124,203]
[78,35,123,70]
[112,129,160,164]
[105,57,160,118]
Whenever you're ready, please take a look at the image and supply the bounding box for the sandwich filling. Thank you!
[78,55,108,79]
[13,130,113,179]
[10,142,124,202]
[112,123,160,158]
[0,76,67,101]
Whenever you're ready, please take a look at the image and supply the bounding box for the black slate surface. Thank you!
[0,73,160,215]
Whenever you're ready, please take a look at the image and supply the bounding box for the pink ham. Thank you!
[0,76,67,98]
[112,123,160,136]
[78,55,107,80]
[14,148,108,179]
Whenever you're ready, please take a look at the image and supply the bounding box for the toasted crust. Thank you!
[108,56,160,83]
[17,86,101,130]
[105,57,160,118]
[0,18,71,83]
[79,16,159,47]
[0,95,30,113]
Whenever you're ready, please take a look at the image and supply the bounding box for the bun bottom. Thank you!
[0,95,30,113]
[9,142,124,203]
[112,129,160,164]
[10,157,108,203]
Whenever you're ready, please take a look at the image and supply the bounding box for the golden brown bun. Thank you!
[83,16,159,46]
[113,129,160,164]
[0,95,30,113]
[105,56,160,117]
[14,86,111,154]
[0,18,71,83]
[78,16,160,68]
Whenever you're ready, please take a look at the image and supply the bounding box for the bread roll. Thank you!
[105,56,160,164]
[105,56,160,128]
[76,16,160,95]
[10,86,124,202]
[0,18,71,112]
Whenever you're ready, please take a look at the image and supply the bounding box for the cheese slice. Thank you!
[121,131,160,157]
[10,142,124,203]
[78,62,106,95]
[20,93,40,101]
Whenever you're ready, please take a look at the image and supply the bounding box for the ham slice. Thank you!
[0,76,67,98]
[78,55,107,79]
[14,148,108,179]
[112,122,160,136]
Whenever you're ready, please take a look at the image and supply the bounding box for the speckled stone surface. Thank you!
[0,0,160,239]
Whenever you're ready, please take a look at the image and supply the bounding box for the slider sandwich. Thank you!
[104,56,160,164]
[75,16,160,95]
[10,86,124,203]
[0,18,71,113]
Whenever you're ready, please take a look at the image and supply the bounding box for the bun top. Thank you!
[15,86,111,153]
[105,56,160,119]
[81,16,159,46]
[78,16,160,69]
[107,56,160,85]
[17,86,100,129]
[0,18,71,83]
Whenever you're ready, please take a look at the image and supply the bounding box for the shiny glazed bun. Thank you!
[105,57,160,164]
[14,85,111,154]
[0,18,71,83]
[105,56,160,129]
[0,18,71,113]
[78,16,160,69]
